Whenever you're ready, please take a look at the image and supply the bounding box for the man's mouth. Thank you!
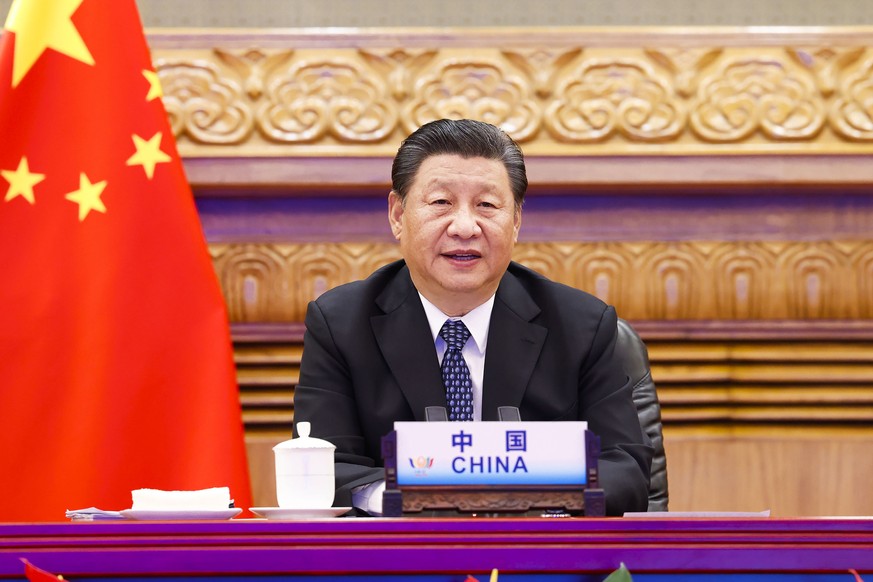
[443,252,481,261]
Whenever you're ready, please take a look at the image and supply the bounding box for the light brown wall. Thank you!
[6,1,873,27]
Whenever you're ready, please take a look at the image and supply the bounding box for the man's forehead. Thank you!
[412,155,511,192]
[418,174,504,191]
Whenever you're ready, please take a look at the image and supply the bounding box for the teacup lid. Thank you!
[273,421,336,451]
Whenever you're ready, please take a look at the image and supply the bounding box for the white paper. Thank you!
[131,486,232,510]
[65,507,125,520]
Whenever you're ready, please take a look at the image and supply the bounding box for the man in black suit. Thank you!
[294,119,652,516]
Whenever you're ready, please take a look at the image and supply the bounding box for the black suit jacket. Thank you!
[294,260,653,515]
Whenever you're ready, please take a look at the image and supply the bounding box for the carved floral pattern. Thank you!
[777,244,845,319]
[830,58,873,141]
[690,59,825,141]
[151,37,873,148]
[257,60,398,143]
[210,244,292,321]
[636,244,703,319]
[402,60,541,141]
[645,47,723,98]
[358,48,438,101]
[214,48,294,100]
[709,245,772,320]
[787,46,864,97]
[501,47,582,99]
[546,60,685,142]
[157,59,254,144]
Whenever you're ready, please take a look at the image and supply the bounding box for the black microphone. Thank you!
[425,406,448,421]
[497,406,521,422]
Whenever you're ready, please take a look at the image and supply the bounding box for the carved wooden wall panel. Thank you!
[148,29,873,158]
[211,241,873,322]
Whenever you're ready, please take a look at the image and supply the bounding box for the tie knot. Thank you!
[439,319,471,351]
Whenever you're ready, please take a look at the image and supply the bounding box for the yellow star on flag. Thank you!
[2,156,45,204]
[65,172,107,221]
[142,69,163,101]
[4,0,95,88]
[126,132,172,179]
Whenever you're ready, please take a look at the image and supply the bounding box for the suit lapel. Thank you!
[481,270,547,420]
[371,265,446,421]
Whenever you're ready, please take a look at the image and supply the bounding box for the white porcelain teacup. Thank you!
[273,421,336,509]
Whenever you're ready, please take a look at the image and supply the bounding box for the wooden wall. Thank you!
[147,28,873,515]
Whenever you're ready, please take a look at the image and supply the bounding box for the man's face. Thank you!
[389,154,521,316]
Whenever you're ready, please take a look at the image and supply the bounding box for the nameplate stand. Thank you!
[381,427,604,517]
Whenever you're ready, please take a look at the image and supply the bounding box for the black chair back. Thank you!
[616,318,669,511]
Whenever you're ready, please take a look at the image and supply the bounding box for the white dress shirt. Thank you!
[351,293,496,514]
[418,292,495,422]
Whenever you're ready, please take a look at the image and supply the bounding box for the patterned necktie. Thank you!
[439,319,473,421]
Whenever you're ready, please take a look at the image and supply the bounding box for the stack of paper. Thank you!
[131,487,233,510]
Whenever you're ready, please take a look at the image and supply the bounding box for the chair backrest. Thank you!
[616,318,669,511]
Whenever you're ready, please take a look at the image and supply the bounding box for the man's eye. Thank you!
[479,201,496,208]
[432,199,449,205]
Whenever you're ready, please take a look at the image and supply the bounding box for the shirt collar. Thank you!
[418,292,494,353]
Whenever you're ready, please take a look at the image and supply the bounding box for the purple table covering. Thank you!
[1,517,872,578]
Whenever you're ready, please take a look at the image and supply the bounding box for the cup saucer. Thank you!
[249,506,352,520]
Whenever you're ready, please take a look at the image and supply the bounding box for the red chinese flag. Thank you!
[0,0,252,521]
[21,560,63,582]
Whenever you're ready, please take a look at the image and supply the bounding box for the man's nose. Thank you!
[447,206,482,238]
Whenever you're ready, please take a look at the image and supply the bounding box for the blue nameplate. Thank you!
[393,421,588,486]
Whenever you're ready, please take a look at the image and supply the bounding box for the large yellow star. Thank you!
[65,173,107,221]
[126,132,172,179]
[2,156,45,204]
[4,0,95,88]
[142,69,163,101]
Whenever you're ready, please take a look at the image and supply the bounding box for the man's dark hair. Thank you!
[391,119,528,208]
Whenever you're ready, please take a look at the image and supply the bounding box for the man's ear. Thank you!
[388,191,403,240]
[513,207,522,242]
